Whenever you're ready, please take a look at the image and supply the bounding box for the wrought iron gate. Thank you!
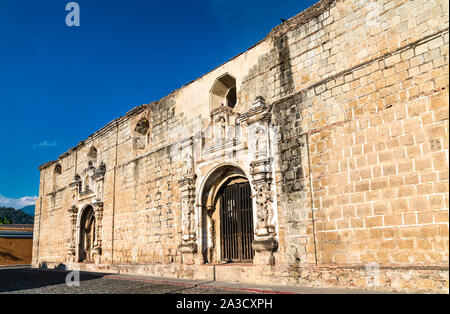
[220,182,254,262]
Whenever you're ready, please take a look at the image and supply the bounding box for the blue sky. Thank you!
[0,0,316,208]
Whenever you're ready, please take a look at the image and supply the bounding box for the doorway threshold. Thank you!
[205,263,253,267]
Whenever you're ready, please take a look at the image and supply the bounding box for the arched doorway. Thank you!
[200,165,255,264]
[78,205,96,263]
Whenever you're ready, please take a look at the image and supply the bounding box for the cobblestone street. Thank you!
[0,267,390,294]
[0,268,256,294]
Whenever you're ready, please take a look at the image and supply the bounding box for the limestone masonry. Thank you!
[33,0,449,293]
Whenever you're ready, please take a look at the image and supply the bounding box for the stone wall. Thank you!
[33,0,449,293]
[270,0,449,269]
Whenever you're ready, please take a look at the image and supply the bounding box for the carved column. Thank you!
[69,174,81,206]
[251,158,276,237]
[178,139,198,265]
[67,174,81,262]
[67,205,78,262]
[250,158,278,265]
[241,96,278,266]
[178,174,197,264]
[92,201,104,263]
[92,162,106,202]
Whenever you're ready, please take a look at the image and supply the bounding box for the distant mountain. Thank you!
[20,205,36,217]
[0,206,34,224]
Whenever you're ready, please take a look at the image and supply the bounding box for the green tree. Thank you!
[0,216,12,225]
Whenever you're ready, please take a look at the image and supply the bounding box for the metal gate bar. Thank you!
[220,182,254,262]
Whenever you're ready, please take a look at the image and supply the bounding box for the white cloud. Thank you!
[0,194,37,209]
[33,140,58,149]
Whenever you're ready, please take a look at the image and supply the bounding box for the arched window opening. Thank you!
[210,74,238,111]
[54,163,62,175]
[88,146,97,161]
[135,118,149,135]
[133,118,150,150]
[53,163,62,189]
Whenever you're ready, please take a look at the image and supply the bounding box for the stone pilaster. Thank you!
[92,162,106,202]
[250,158,278,266]
[178,174,197,265]
[92,201,104,263]
[241,96,279,266]
[67,205,78,262]
[69,174,81,206]
[251,158,276,237]
[177,138,198,265]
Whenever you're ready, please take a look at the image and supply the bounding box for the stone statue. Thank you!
[255,128,268,159]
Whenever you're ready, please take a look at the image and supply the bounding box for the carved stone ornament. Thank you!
[178,174,197,254]
[202,106,239,155]
[251,158,276,237]
[242,96,279,257]
[252,237,278,253]
[67,206,78,259]
[92,201,104,256]
[71,162,106,204]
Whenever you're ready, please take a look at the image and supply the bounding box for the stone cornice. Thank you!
[38,160,58,171]
[266,0,336,40]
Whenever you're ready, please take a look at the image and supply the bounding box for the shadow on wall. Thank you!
[0,238,33,266]
[274,33,294,98]
[0,251,21,262]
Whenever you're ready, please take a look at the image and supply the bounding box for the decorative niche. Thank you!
[53,162,62,190]
[54,163,62,175]
[133,118,150,150]
[87,146,98,165]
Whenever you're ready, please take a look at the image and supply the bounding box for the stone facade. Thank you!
[33,0,449,293]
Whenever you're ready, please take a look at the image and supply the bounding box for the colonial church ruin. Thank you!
[33,0,449,292]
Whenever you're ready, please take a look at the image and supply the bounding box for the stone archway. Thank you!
[78,205,96,263]
[199,164,255,264]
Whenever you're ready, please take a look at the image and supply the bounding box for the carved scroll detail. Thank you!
[178,174,197,254]
[67,206,78,260]
[241,97,279,262]
[92,202,104,257]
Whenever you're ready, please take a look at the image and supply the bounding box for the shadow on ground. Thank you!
[0,267,106,293]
